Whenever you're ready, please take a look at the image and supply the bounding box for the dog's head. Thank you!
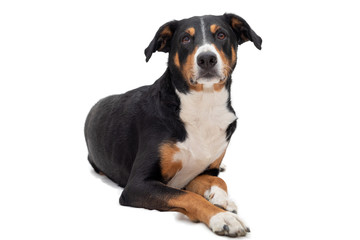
[145,14,262,92]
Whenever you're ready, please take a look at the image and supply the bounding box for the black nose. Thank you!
[197,52,217,70]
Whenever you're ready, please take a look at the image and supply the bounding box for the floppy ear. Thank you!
[144,20,178,62]
[223,13,262,50]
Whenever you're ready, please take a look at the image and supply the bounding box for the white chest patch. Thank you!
[167,87,237,189]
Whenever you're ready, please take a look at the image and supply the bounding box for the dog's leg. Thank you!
[120,180,248,236]
[185,175,238,214]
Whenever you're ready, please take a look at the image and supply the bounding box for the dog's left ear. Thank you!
[223,13,262,50]
[144,20,178,62]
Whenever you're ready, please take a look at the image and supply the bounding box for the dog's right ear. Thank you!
[223,13,262,50]
[144,20,178,62]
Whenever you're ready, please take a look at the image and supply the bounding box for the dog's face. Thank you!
[145,14,262,92]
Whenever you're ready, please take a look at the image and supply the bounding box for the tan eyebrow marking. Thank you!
[185,27,195,36]
[210,24,220,34]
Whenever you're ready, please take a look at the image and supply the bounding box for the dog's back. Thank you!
[85,71,183,187]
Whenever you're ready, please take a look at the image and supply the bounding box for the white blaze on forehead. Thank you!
[200,17,206,44]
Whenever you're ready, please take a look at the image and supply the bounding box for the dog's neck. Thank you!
[151,68,235,118]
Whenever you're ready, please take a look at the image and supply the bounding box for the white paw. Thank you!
[220,163,227,172]
[209,212,250,237]
[204,186,238,213]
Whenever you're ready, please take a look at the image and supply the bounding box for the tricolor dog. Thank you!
[85,13,262,237]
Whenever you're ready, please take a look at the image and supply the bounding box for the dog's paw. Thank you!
[209,212,250,237]
[219,163,227,172]
[204,186,238,213]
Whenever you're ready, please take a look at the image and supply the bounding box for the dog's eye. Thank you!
[182,36,191,44]
[217,32,226,40]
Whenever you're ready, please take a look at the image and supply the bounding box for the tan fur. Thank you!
[231,46,237,67]
[231,17,249,42]
[210,24,220,34]
[185,175,228,196]
[159,142,182,182]
[212,44,233,91]
[158,26,173,51]
[168,191,225,224]
[231,17,242,29]
[182,46,198,82]
[213,81,226,91]
[174,46,204,91]
[174,52,180,69]
[160,26,172,37]
[186,27,195,36]
[208,150,226,170]
[189,83,204,91]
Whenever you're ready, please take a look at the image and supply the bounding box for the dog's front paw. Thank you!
[209,212,249,237]
[219,163,227,172]
[205,186,238,213]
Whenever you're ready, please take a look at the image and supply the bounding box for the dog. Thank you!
[84,13,261,237]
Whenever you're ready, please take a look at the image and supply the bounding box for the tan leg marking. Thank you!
[159,142,182,182]
[185,175,228,196]
[168,190,225,224]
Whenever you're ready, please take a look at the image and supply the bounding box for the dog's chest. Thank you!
[167,88,237,188]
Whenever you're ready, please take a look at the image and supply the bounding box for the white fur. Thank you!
[209,212,248,236]
[219,163,227,172]
[167,87,237,188]
[200,17,206,44]
[204,186,238,213]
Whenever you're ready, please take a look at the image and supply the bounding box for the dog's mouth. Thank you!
[199,69,220,78]
[190,70,225,85]
[200,72,217,79]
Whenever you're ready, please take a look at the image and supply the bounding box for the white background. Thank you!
[1,0,359,239]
